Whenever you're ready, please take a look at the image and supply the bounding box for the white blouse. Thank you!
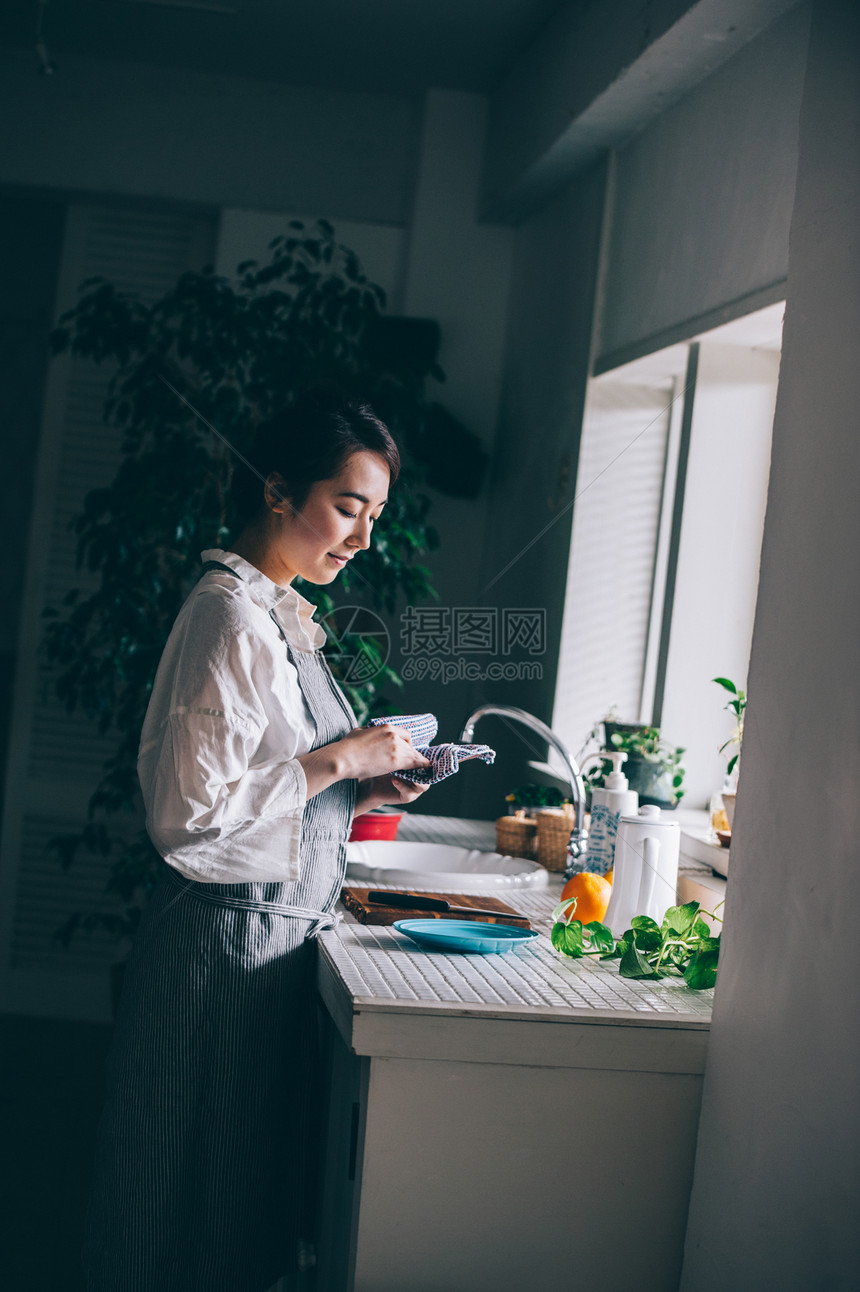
[137,549,331,884]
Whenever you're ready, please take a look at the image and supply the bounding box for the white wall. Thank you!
[680,1,860,1286]
[0,46,420,224]
[597,3,810,366]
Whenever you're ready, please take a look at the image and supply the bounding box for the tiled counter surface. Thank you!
[321,884,712,1018]
[319,814,713,1061]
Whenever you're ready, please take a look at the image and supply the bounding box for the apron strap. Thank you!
[201,559,311,655]
[165,867,341,938]
[201,559,243,578]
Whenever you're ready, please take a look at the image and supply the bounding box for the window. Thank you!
[553,302,783,805]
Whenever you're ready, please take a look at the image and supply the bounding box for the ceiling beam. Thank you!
[482,0,803,223]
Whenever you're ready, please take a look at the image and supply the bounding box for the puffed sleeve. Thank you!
[139,587,313,883]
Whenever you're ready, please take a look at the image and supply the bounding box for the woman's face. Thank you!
[270,450,390,585]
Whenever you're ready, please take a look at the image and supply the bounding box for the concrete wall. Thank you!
[483,0,692,213]
[680,1,860,1286]
[483,0,801,221]
[453,160,608,821]
[386,92,514,815]
[0,46,421,224]
[597,3,810,367]
[456,7,809,820]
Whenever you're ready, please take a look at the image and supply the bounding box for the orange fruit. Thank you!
[605,869,613,885]
[559,872,612,925]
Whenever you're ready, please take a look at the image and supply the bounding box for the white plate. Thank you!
[345,841,548,891]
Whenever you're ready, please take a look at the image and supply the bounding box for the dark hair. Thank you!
[232,390,399,529]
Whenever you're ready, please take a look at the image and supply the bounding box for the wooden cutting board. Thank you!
[341,887,531,928]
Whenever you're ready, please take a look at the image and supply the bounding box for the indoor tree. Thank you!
[46,219,480,944]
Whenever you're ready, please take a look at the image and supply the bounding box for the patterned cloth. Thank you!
[369,712,496,786]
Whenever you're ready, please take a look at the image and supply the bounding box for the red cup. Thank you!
[348,811,403,842]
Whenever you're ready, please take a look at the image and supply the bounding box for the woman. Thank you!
[84,393,430,1292]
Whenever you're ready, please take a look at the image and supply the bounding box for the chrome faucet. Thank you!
[458,704,588,872]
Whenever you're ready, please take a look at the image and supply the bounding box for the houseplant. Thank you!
[45,219,460,947]
[713,676,747,827]
[503,783,571,816]
[584,721,686,809]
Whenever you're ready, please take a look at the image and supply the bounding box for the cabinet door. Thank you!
[315,1007,369,1292]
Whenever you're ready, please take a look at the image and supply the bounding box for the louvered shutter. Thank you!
[0,203,215,1021]
[552,378,674,760]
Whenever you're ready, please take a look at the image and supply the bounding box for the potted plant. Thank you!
[503,783,572,817]
[584,721,686,810]
[44,219,467,954]
[713,676,747,828]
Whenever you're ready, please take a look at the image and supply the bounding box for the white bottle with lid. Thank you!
[604,804,681,936]
[580,751,639,875]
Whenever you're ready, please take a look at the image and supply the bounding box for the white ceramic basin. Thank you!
[344,841,549,891]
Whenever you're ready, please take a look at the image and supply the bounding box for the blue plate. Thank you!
[392,919,538,955]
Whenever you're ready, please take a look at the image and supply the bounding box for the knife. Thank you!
[366,890,528,923]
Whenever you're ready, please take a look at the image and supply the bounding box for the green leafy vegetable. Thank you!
[550,900,615,959]
[661,902,699,939]
[550,900,722,989]
[684,937,721,989]
[619,939,662,979]
[551,919,584,957]
[630,915,662,952]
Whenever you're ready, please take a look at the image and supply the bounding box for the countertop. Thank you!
[317,814,714,1067]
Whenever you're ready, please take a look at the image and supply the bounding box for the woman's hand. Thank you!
[296,723,430,802]
[354,774,430,816]
[331,724,431,782]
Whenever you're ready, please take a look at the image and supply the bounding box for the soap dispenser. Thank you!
[580,751,639,875]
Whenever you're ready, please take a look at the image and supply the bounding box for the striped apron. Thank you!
[83,572,357,1292]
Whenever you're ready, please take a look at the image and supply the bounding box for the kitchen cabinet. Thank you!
[313,885,712,1292]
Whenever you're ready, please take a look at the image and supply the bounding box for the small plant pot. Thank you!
[622,754,679,809]
[721,791,737,830]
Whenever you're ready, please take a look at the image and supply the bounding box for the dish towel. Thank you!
[368,713,496,787]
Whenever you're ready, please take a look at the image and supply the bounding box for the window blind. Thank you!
[552,377,673,761]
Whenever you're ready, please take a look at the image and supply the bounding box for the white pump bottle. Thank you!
[580,751,639,875]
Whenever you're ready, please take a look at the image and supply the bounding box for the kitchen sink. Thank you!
[345,841,549,892]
